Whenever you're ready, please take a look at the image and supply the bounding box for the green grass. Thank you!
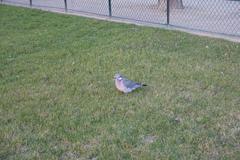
[0,4,240,160]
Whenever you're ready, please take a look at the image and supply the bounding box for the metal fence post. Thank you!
[64,0,67,12]
[108,0,112,17]
[30,0,32,6]
[166,0,170,25]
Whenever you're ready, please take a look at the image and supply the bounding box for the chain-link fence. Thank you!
[1,0,240,37]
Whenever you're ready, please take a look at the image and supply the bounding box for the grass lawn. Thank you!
[0,4,240,160]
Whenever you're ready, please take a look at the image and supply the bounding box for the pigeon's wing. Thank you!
[122,78,142,90]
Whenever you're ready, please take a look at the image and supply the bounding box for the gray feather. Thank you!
[122,77,142,90]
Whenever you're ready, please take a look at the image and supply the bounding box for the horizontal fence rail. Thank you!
[1,0,240,37]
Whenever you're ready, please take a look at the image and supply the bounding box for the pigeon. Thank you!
[114,73,147,93]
